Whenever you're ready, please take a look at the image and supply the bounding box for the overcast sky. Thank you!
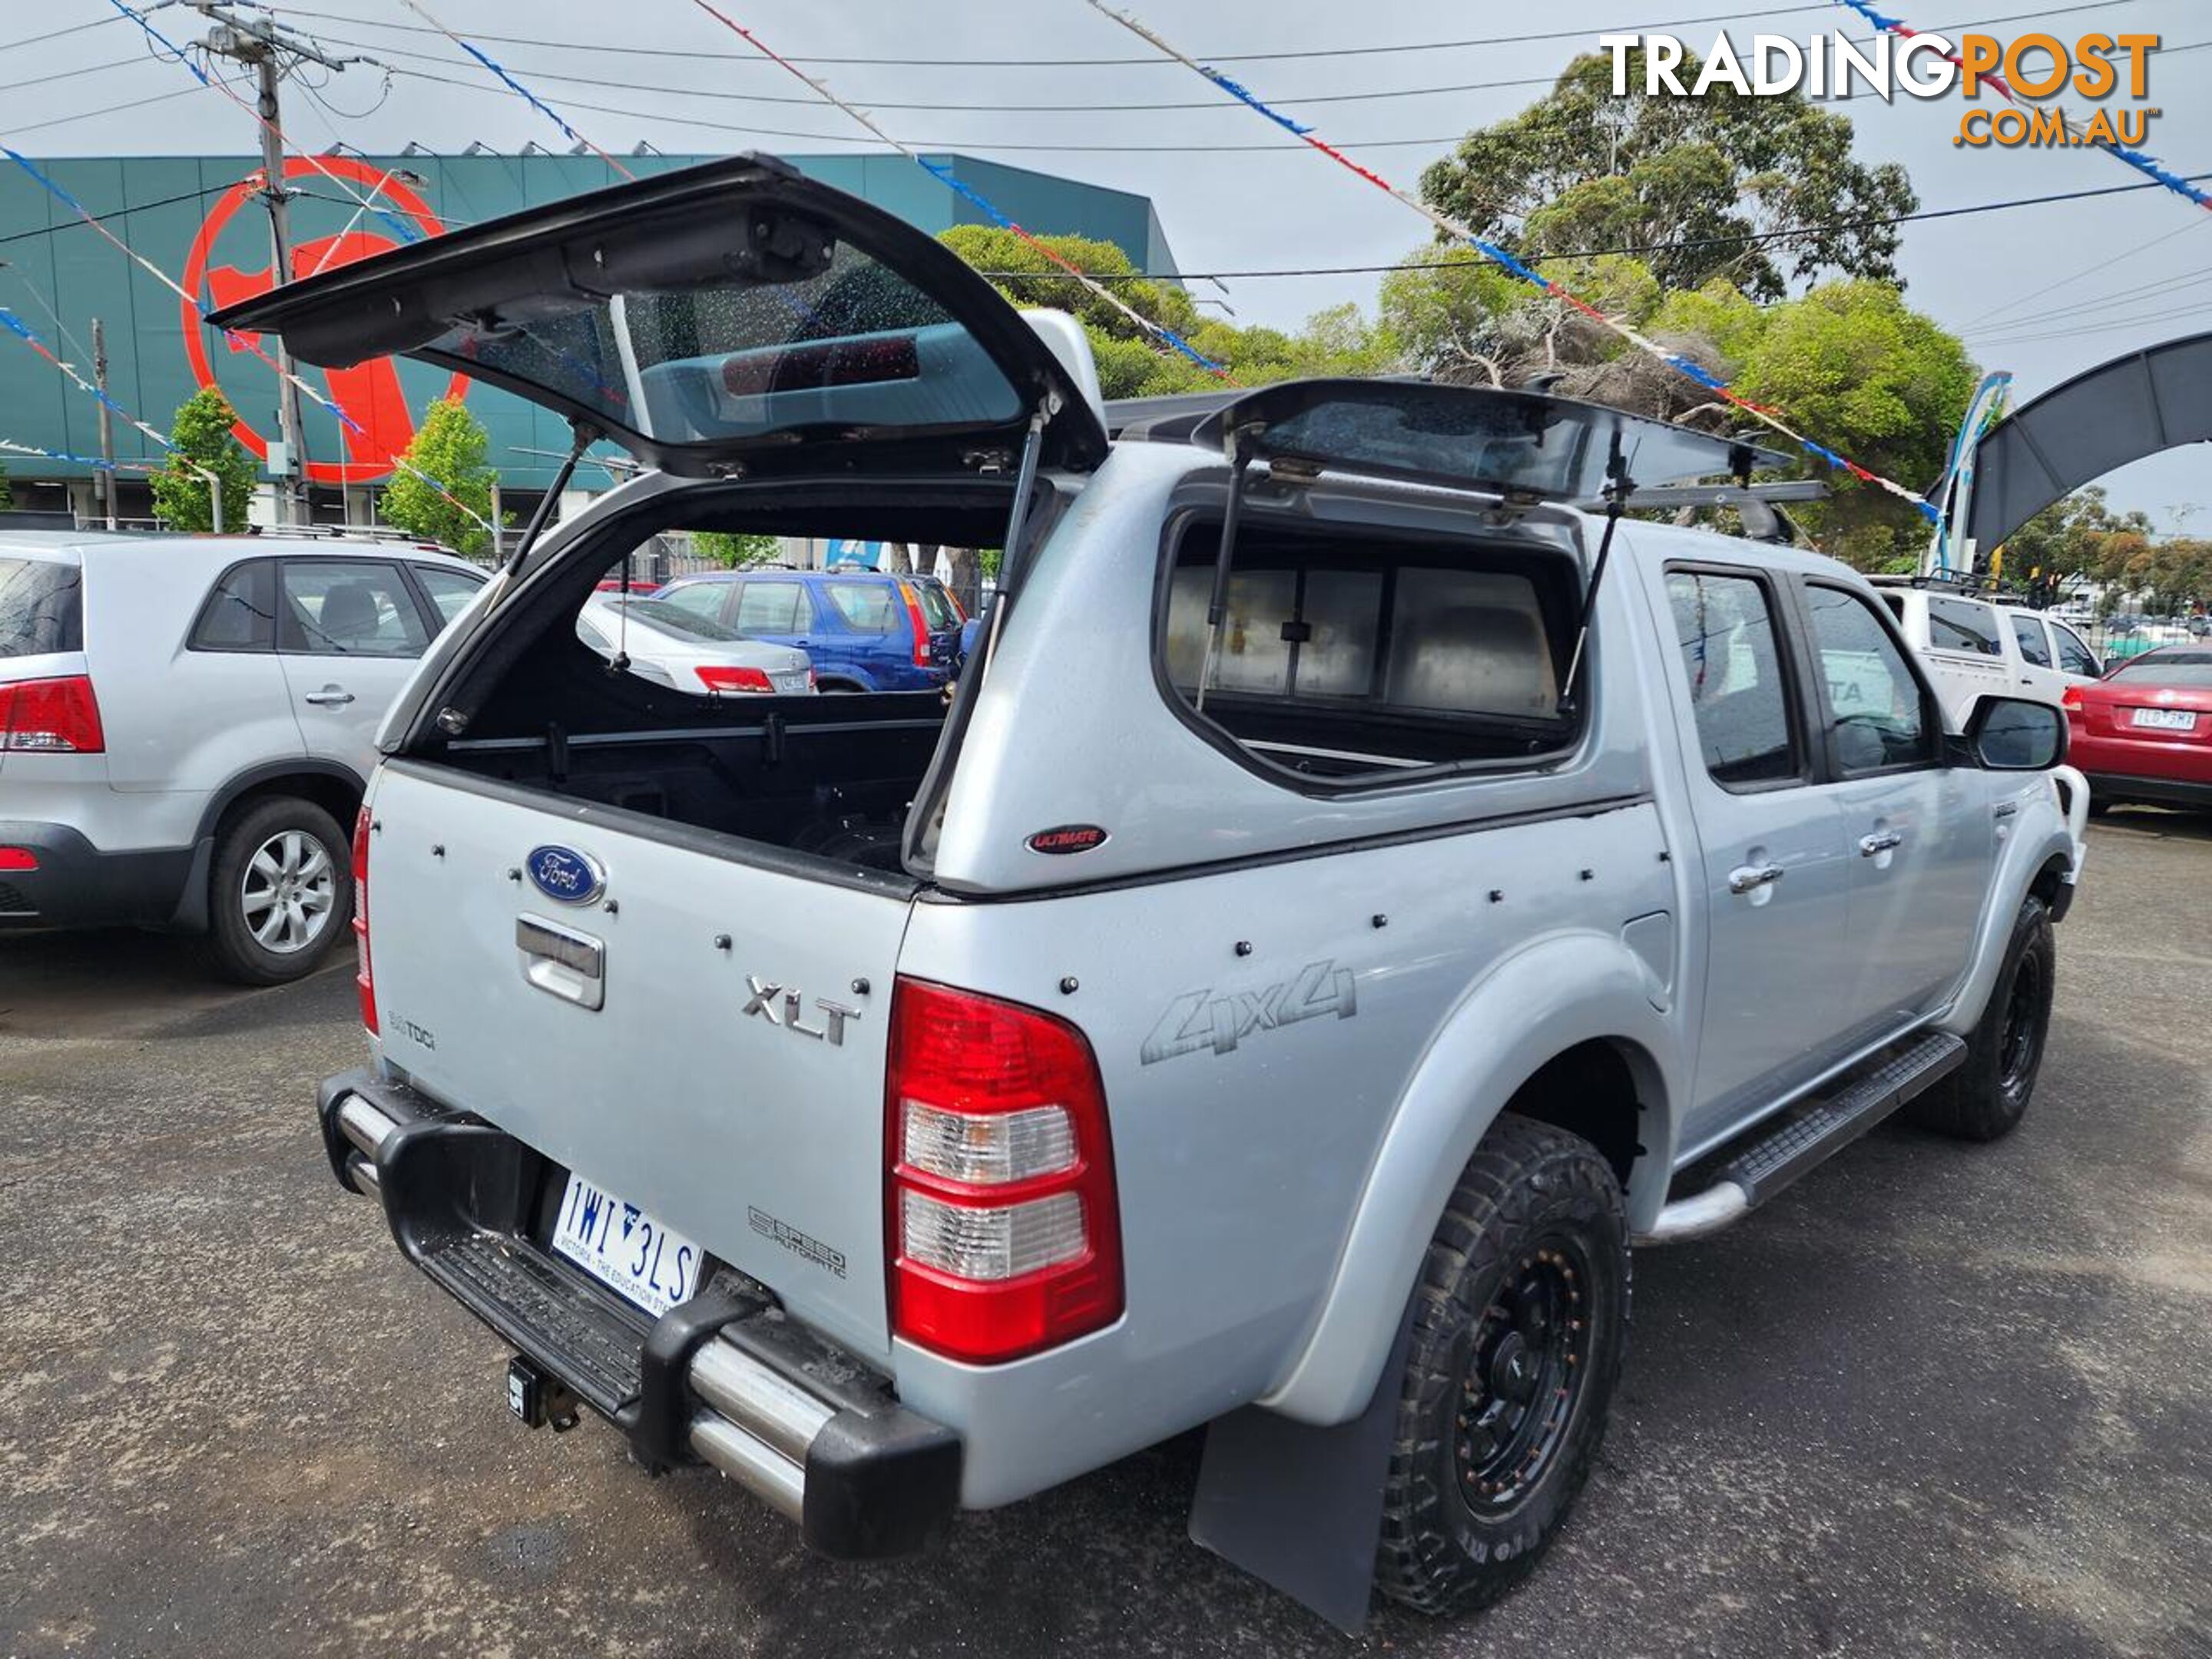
[6,0,2208,528]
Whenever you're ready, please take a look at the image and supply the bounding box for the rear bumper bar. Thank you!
[316,1068,959,1558]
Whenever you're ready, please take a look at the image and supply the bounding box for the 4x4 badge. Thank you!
[1141,959,1358,1064]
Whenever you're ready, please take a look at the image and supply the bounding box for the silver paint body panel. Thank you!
[357,446,2083,1507]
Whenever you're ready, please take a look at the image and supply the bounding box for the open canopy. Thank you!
[210,154,1109,479]
[1164,379,1786,502]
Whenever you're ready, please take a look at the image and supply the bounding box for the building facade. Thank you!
[0,150,1178,525]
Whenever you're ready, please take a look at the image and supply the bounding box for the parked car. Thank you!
[1871,581,2100,727]
[575,591,814,696]
[219,157,2088,1629]
[654,567,965,691]
[2065,647,2212,811]
[0,531,485,981]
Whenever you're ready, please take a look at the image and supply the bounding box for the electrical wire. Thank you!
[677,0,1230,380]
[1955,214,2212,333]
[1960,266,2212,338]
[0,55,166,98]
[0,84,207,141]
[391,0,634,178]
[0,175,255,247]
[271,0,2129,68]
[12,15,129,51]
[295,0,2136,111]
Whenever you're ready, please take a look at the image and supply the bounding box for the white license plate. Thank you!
[773,671,810,694]
[549,1173,702,1317]
[2131,707,2197,731]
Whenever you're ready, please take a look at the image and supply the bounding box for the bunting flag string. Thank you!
[1830,0,2212,216]
[0,437,161,473]
[2,148,494,538]
[394,0,636,180]
[102,1,421,244]
[1088,1,1941,521]
[0,304,182,458]
[680,0,1234,381]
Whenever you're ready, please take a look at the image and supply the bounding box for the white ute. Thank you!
[218,157,2090,1629]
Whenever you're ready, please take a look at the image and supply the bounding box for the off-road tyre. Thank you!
[1374,1113,1631,1617]
[1907,893,2053,1142]
[206,796,353,986]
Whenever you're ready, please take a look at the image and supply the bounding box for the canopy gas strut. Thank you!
[1195,426,1257,715]
[505,422,601,576]
[975,404,1050,683]
[1559,432,1632,719]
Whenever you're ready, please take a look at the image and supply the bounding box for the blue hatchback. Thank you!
[652,568,968,692]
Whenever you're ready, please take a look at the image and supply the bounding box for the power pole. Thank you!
[91,316,116,530]
[190,4,379,528]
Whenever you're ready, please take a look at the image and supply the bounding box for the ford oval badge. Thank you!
[525,844,605,906]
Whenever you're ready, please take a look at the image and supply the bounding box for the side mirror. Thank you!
[1967,696,2067,770]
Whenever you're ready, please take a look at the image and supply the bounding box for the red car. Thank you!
[2065,647,2212,811]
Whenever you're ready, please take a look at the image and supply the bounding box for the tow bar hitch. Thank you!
[506,1356,580,1432]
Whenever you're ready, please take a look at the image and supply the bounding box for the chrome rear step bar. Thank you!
[315,1071,962,1555]
[1640,1030,1968,1245]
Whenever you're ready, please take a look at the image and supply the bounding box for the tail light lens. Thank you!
[897,581,932,668]
[697,664,775,694]
[0,847,38,872]
[2061,685,2084,713]
[351,805,377,1035]
[886,978,1121,1363]
[0,675,104,753]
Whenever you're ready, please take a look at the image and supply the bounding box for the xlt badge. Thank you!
[743,975,861,1046]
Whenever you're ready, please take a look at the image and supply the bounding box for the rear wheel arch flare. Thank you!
[199,761,367,847]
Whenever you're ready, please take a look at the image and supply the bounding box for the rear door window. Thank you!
[190,560,278,651]
[2010,613,2052,667]
[277,560,432,657]
[823,581,900,634]
[411,563,485,626]
[1665,569,1803,789]
[655,581,735,627]
[0,558,82,655]
[914,579,962,629]
[2052,623,2100,676]
[733,580,808,635]
[1926,596,2002,657]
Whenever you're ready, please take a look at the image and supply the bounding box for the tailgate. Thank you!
[363,761,910,1360]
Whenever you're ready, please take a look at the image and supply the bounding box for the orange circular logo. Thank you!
[180,154,469,486]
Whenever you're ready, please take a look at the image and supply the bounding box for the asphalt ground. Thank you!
[3,811,2209,1658]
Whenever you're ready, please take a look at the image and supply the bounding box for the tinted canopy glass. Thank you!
[208,156,1105,477]
[1192,379,1787,501]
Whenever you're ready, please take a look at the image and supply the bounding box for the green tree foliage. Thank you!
[379,397,503,558]
[1419,49,1918,300]
[693,529,783,568]
[2000,487,2151,587]
[938,226,1399,396]
[151,386,258,533]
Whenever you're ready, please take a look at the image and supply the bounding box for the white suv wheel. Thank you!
[239,828,338,954]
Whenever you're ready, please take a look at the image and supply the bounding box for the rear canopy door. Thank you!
[209,154,1108,478]
[1190,379,1786,500]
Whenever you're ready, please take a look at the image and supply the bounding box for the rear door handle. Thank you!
[1858,830,1904,856]
[1727,862,1786,895]
[303,687,356,707]
[518,914,605,1011]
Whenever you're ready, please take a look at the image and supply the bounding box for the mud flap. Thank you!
[1187,1296,1417,1634]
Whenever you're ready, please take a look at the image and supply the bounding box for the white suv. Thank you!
[1873,580,2103,728]
[0,531,485,981]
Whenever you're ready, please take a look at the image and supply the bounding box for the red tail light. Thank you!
[0,847,38,872]
[897,581,932,668]
[886,978,1121,1363]
[2061,685,2084,713]
[697,664,776,694]
[351,805,377,1035]
[0,674,104,753]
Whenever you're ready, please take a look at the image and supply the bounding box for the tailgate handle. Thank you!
[517,914,605,1011]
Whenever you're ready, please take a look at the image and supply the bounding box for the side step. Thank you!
[1640,1030,1967,1244]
